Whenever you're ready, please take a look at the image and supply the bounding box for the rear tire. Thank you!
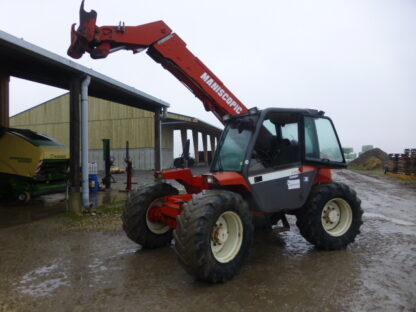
[173,157,195,168]
[296,183,363,250]
[174,190,253,283]
[122,183,178,249]
[17,191,31,203]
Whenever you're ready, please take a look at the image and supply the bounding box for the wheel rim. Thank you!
[210,211,243,263]
[18,192,29,202]
[321,197,353,237]
[146,198,170,234]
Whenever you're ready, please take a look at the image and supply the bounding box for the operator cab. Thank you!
[211,108,346,212]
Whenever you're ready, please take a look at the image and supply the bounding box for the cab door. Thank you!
[246,112,313,212]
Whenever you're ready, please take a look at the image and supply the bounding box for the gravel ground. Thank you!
[0,168,415,312]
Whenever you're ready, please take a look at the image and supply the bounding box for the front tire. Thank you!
[122,183,178,249]
[296,183,363,250]
[174,190,253,283]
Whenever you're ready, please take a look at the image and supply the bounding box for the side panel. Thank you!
[248,166,316,212]
[0,133,40,177]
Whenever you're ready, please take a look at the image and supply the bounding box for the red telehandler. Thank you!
[68,1,363,283]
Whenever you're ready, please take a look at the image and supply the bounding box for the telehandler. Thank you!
[68,1,363,282]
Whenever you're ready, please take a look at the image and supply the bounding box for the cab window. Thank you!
[249,113,300,173]
[304,117,344,163]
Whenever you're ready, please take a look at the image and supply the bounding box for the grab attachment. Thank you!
[68,0,97,59]
[67,1,172,60]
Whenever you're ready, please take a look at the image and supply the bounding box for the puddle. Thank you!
[16,261,69,297]
[364,212,415,226]
[88,258,109,273]
[116,247,142,256]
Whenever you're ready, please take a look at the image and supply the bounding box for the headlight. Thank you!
[206,175,218,184]
[222,114,231,122]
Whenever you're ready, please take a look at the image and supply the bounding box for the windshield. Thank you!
[211,116,256,172]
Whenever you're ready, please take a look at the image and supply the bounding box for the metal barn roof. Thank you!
[0,29,169,112]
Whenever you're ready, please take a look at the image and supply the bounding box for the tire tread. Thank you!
[296,182,363,250]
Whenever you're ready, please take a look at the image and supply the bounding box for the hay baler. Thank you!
[0,127,69,202]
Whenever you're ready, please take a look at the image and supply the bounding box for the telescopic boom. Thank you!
[68,1,249,122]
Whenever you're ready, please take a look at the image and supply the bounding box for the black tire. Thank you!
[187,158,195,167]
[173,157,195,168]
[174,190,253,283]
[173,157,184,168]
[122,183,178,249]
[17,191,31,203]
[296,183,363,250]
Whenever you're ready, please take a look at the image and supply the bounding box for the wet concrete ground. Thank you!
[0,194,67,229]
[0,169,415,312]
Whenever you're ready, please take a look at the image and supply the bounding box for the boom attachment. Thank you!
[68,1,248,121]
[68,1,172,60]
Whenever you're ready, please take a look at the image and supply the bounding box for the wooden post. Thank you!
[154,109,161,171]
[0,72,10,128]
[202,133,208,164]
[69,78,81,213]
[192,130,199,164]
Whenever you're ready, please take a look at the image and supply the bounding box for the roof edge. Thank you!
[0,29,170,109]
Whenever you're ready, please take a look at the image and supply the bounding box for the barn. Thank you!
[10,93,221,170]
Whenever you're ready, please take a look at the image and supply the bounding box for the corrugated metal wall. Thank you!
[89,148,173,170]
[10,93,177,169]
[11,94,70,146]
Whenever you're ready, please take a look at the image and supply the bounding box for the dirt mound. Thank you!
[348,148,389,170]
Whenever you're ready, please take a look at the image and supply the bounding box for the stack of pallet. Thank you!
[388,149,416,176]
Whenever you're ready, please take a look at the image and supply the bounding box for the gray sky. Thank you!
[1,0,415,155]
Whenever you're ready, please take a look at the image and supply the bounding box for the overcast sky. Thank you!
[1,0,415,155]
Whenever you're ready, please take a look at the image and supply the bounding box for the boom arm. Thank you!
[68,1,248,122]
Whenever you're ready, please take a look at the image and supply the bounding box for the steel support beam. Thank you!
[0,72,10,127]
[69,77,81,212]
[180,129,188,153]
[154,109,161,171]
[192,130,199,164]
[69,78,81,190]
[202,133,208,164]
[210,135,216,157]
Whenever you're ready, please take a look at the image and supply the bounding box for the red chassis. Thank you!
[148,166,332,229]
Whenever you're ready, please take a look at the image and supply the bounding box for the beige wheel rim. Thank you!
[211,211,243,263]
[146,198,170,234]
[321,198,353,237]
